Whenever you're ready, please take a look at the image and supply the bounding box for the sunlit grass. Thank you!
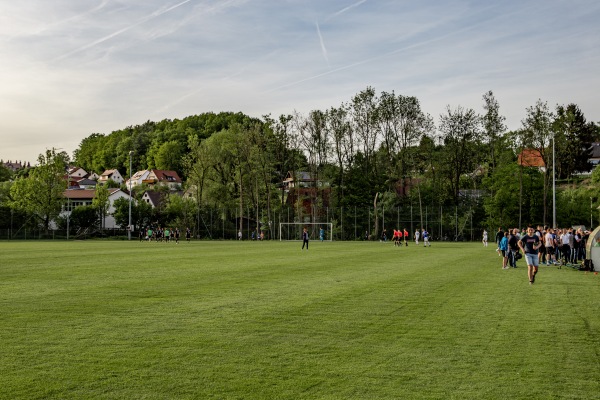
[0,240,598,399]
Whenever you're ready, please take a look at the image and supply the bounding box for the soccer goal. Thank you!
[279,222,333,241]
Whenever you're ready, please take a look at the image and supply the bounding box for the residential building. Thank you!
[517,149,546,172]
[99,169,125,185]
[61,188,132,229]
[126,169,182,190]
[68,166,87,179]
[2,160,29,172]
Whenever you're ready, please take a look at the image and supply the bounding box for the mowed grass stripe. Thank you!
[0,241,598,399]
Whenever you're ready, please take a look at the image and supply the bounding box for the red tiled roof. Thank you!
[518,149,546,168]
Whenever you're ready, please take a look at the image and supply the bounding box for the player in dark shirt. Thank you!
[518,227,542,285]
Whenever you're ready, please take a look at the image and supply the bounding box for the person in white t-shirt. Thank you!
[561,229,572,265]
[544,229,556,265]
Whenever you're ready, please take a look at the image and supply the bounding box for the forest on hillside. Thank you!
[2,87,600,239]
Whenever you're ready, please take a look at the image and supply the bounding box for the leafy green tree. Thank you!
[112,196,153,232]
[10,149,68,231]
[438,106,483,205]
[68,206,99,232]
[481,90,507,173]
[0,164,13,182]
[154,140,184,172]
[163,194,196,229]
[553,104,599,179]
[92,185,110,230]
[521,100,553,225]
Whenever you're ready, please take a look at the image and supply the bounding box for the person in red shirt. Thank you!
[403,229,409,246]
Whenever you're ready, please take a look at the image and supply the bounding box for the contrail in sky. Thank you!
[53,0,193,62]
[326,0,367,21]
[315,21,330,68]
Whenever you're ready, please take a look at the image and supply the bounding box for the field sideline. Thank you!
[0,240,598,399]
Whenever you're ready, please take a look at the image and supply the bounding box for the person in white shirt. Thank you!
[561,229,572,265]
[544,229,556,265]
[414,229,420,245]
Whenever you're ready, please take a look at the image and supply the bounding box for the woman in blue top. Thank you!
[499,232,509,269]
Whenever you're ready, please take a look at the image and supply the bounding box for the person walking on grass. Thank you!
[422,229,431,247]
[482,230,488,247]
[414,229,420,245]
[518,226,542,285]
[508,228,520,268]
[302,227,309,250]
[404,228,409,246]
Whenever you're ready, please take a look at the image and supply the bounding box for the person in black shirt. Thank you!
[507,228,520,268]
[518,227,542,285]
[495,227,504,256]
[302,227,309,250]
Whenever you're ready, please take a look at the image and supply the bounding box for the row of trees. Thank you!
[1,87,599,239]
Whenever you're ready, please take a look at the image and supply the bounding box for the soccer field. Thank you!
[0,240,598,399]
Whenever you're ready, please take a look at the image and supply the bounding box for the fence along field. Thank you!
[0,240,598,399]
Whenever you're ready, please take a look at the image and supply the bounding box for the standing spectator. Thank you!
[302,227,309,250]
[508,228,520,268]
[495,227,504,256]
[544,228,555,265]
[500,232,509,269]
[519,226,542,285]
[561,228,572,265]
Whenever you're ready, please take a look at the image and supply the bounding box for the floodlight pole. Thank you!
[128,151,133,240]
[66,165,70,241]
[552,134,556,229]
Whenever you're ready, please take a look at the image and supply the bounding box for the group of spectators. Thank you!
[494,226,590,269]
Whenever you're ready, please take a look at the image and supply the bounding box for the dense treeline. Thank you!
[1,88,599,238]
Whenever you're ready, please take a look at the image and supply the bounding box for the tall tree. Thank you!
[481,90,507,173]
[92,184,110,230]
[553,104,598,179]
[10,148,69,231]
[521,100,553,225]
[438,106,483,206]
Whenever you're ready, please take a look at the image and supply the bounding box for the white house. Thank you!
[126,169,182,190]
[126,170,151,188]
[68,166,88,179]
[61,188,132,229]
[99,169,124,185]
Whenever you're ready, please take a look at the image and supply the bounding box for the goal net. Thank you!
[279,222,333,241]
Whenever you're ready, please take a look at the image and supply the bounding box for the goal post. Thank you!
[279,222,333,241]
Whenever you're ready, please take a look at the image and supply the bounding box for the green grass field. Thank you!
[0,240,598,399]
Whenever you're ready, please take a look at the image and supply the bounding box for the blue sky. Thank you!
[1,0,599,164]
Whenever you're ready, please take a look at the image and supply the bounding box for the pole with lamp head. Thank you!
[128,151,133,240]
[65,162,70,241]
[552,133,556,229]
